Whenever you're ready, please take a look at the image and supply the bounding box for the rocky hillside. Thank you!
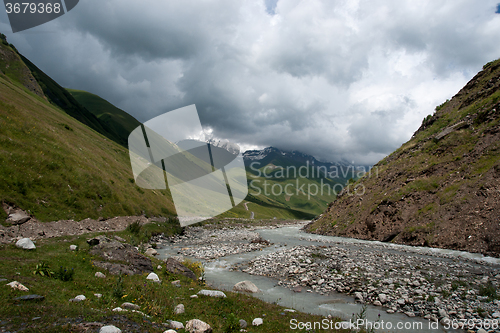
[305,58,500,257]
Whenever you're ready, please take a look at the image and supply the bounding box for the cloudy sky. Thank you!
[2,0,500,164]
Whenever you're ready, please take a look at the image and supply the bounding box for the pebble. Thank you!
[146,272,160,283]
[99,325,121,333]
[174,303,185,314]
[198,289,226,298]
[95,272,106,278]
[252,318,263,326]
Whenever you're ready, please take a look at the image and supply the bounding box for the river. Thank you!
[156,223,500,333]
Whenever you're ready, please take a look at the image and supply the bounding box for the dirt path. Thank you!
[0,215,156,243]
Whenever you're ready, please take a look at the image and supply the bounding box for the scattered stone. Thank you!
[477,329,488,333]
[6,281,29,291]
[174,303,185,314]
[99,325,121,333]
[354,292,364,303]
[7,211,30,225]
[163,330,177,333]
[233,280,259,293]
[69,245,78,251]
[112,307,124,312]
[146,272,160,283]
[122,302,140,310]
[145,248,158,256]
[190,295,198,298]
[171,280,181,287]
[157,265,162,270]
[168,320,184,329]
[15,238,35,250]
[438,308,448,318]
[378,293,388,303]
[198,289,226,298]
[239,319,247,328]
[185,319,212,333]
[284,309,296,312]
[492,312,500,318]
[252,318,263,326]
[13,294,44,301]
[90,238,153,274]
[95,272,106,278]
[70,295,86,302]
[165,257,196,280]
[94,293,102,298]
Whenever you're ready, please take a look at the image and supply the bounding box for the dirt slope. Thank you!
[305,59,500,257]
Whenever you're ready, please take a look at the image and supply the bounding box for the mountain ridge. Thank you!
[305,58,500,257]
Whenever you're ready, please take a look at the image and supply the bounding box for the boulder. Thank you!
[185,319,212,333]
[163,330,177,333]
[239,319,247,328]
[90,239,153,274]
[122,302,140,310]
[15,238,35,250]
[174,303,185,314]
[378,293,388,303]
[69,245,78,251]
[95,272,106,278]
[252,318,263,326]
[165,257,196,280]
[197,290,226,298]
[6,281,29,291]
[168,320,184,330]
[354,292,364,303]
[146,272,160,282]
[145,248,158,256]
[233,280,259,293]
[99,325,122,333]
[6,211,30,225]
[13,294,44,301]
[70,295,86,302]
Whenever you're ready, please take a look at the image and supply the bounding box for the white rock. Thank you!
[190,295,198,298]
[74,295,86,301]
[198,289,226,298]
[163,330,177,333]
[7,211,30,225]
[122,302,140,310]
[252,318,263,326]
[6,281,29,291]
[284,309,296,312]
[174,303,185,314]
[145,248,158,256]
[69,245,78,251]
[94,293,102,298]
[112,307,125,312]
[99,325,122,333]
[146,272,160,282]
[95,272,106,278]
[492,312,500,318]
[354,292,364,302]
[169,320,184,329]
[185,319,212,333]
[15,238,35,250]
[157,265,162,270]
[477,329,488,333]
[378,293,388,303]
[233,280,259,293]
[438,308,447,318]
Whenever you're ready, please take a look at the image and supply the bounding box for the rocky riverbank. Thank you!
[242,243,500,329]
[161,222,500,331]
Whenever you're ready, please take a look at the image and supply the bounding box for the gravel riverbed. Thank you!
[160,222,500,331]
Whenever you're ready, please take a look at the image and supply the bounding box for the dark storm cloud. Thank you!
[2,0,500,164]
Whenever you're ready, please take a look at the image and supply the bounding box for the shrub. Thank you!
[126,220,142,234]
[55,266,74,281]
[223,313,240,332]
[33,262,54,277]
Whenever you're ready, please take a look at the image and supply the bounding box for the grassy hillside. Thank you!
[19,53,128,147]
[67,89,141,146]
[0,66,176,222]
[306,58,500,257]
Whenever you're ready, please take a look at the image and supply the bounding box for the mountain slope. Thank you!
[67,89,141,145]
[305,58,500,257]
[0,42,176,222]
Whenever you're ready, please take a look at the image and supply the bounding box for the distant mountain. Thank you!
[306,58,500,257]
[67,89,141,147]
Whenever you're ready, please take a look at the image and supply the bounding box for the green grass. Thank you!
[67,89,142,147]
[0,73,176,222]
[0,230,346,332]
